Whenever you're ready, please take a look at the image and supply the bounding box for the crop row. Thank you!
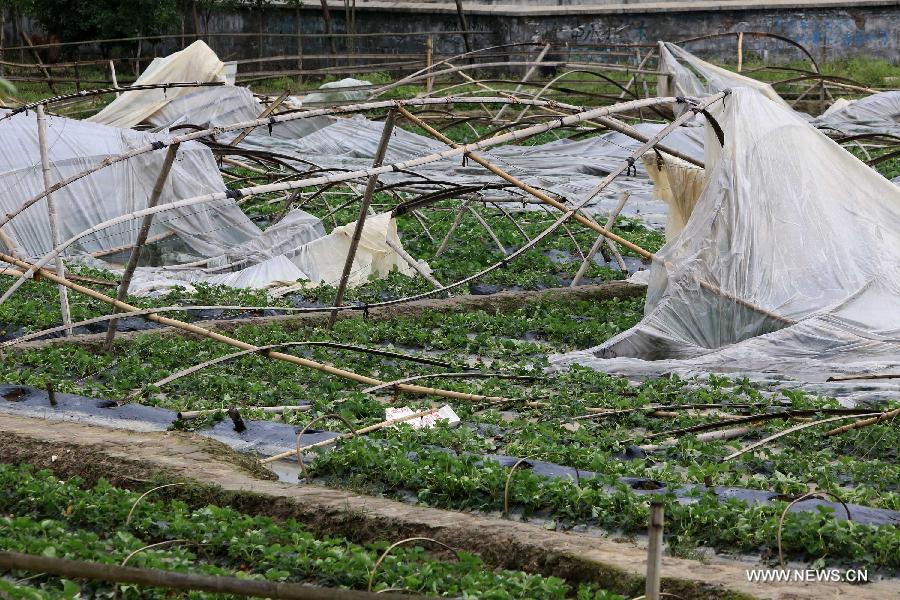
[0,464,623,600]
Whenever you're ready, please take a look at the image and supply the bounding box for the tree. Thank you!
[21,0,181,42]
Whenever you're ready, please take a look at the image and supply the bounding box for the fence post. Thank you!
[645,501,665,600]
[425,35,433,93]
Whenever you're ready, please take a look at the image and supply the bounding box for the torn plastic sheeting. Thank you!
[88,40,228,128]
[811,90,900,135]
[641,151,706,239]
[657,42,791,112]
[301,78,372,105]
[552,89,900,399]
[0,109,260,260]
[148,85,264,137]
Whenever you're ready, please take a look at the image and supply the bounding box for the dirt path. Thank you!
[2,414,894,600]
[12,281,645,351]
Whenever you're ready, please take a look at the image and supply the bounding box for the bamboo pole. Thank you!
[824,407,900,437]
[261,407,441,464]
[108,60,120,97]
[103,144,180,351]
[36,105,72,336]
[142,339,450,402]
[0,551,424,600]
[230,89,291,147]
[492,43,551,122]
[723,413,881,461]
[571,191,630,286]
[384,237,442,288]
[435,200,470,258]
[466,204,507,256]
[618,48,656,100]
[0,251,509,406]
[328,110,398,329]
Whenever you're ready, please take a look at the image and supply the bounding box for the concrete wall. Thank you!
[210,2,900,66]
[3,2,898,69]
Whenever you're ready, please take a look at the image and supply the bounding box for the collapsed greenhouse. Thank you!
[0,21,898,600]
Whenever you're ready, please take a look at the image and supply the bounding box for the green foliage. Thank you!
[0,464,624,599]
[20,0,181,42]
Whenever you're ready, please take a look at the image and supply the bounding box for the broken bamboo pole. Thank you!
[36,105,72,337]
[435,200,470,258]
[328,110,398,329]
[723,413,881,461]
[571,191,630,286]
[103,144,180,351]
[384,237,443,288]
[0,251,509,406]
[261,406,442,464]
[492,43,551,122]
[824,407,900,437]
[230,89,291,147]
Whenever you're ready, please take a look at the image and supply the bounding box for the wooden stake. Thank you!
[736,31,744,73]
[645,501,664,600]
[425,35,434,94]
[328,110,398,329]
[36,105,72,336]
[103,144,180,352]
